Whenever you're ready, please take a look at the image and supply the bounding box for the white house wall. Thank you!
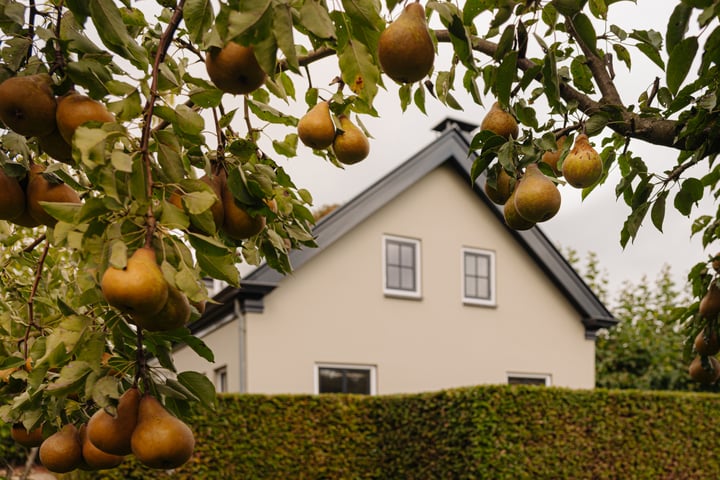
[242,164,595,394]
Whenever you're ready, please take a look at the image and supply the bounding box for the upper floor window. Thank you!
[383,235,421,298]
[462,248,496,306]
[315,364,377,395]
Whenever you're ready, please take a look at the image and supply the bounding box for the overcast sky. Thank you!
[252,0,711,295]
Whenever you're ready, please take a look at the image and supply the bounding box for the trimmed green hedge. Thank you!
[5,386,720,478]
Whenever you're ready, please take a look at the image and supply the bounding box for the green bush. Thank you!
[5,386,720,478]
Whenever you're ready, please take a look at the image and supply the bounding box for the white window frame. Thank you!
[382,235,422,299]
[314,363,377,395]
[214,365,228,393]
[507,372,552,386]
[461,247,496,307]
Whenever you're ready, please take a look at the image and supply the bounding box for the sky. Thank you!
[253,0,711,295]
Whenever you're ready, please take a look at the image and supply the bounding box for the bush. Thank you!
[5,386,720,478]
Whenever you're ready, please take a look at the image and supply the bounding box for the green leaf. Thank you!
[651,190,669,232]
[589,0,608,19]
[247,99,298,126]
[299,0,336,39]
[496,51,517,108]
[338,39,380,103]
[272,133,298,157]
[272,0,299,72]
[572,13,597,54]
[178,371,217,410]
[674,177,703,215]
[667,36,699,95]
[188,232,232,257]
[570,55,595,93]
[38,202,82,224]
[196,251,240,286]
[666,3,692,55]
[226,0,272,39]
[184,0,214,44]
[154,131,186,183]
[88,0,148,69]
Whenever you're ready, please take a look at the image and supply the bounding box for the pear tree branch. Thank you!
[25,236,50,360]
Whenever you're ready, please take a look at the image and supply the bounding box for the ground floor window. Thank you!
[315,363,377,395]
[214,366,228,393]
[507,372,551,386]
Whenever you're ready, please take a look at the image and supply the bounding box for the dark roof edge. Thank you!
[187,281,276,334]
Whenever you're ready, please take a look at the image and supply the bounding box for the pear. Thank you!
[26,164,82,226]
[101,247,169,315]
[481,102,519,140]
[378,2,435,83]
[503,187,535,231]
[132,284,191,331]
[484,165,513,205]
[87,387,141,456]
[562,134,603,188]
[11,424,44,448]
[39,424,83,474]
[694,328,720,356]
[38,127,74,164]
[513,164,561,223]
[541,135,567,176]
[0,74,57,137]
[689,355,720,385]
[55,91,115,144]
[170,174,225,234]
[333,115,370,165]
[205,42,266,95]
[79,424,124,471]
[298,102,336,149]
[0,168,26,220]
[699,282,720,320]
[221,172,266,240]
[712,252,720,273]
[131,395,195,469]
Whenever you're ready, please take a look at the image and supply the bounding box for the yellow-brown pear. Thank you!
[0,168,26,220]
[503,187,535,231]
[131,395,195,470]
[132,284,191,331]
[378,2,435,83]
[205,42,266,95]
[481,102,519,140]
[79,424,124,471]
[541,135,567,176]
[26,164,82,226]
[689,355,720,384]
[484,165,513,205]
[333,115,370,165]
[699,282,720,320]
[39,424,83,474]
[101,247,169,315]
[169,174,225,234]
[513,164,561,223]
[55,92,115,144]
[38,127,74,164]
[298,102,336,149]
[221,173,266,240]
[562,134,603,188]
[695,328,720,356]
[11,424,45,448]
[87,387,140,456]
[0,74,57,137]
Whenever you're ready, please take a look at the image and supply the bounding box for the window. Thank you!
[214,366,228,393]
[507,373,551,386]
[462,248,496,306]
[315,364,377,395]
[383,235,421,298]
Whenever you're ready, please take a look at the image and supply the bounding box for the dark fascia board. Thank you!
[242,125,616,334]
[187,281,275,335]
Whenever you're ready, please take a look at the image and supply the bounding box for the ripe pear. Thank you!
[220,170,266,240]
[541,135,567,176]
[513,164,561,223]
[378,2,435,83]
[562,134,603,188]
[79,424,124,471]
[131,395,195,469]
[205,42,266,95]
[38,127,74,164]
[170,173,225,234]
[101,247,169,315]
[39,424,83,474]
[712,252,720,273]
[484,165,513,205]
[481,102,519,140]
[132,284,191,331]
[87,387,141,456]
[695,328,720,356]
[11,424,44,448]
[0,74,57,137]
[689,355,720,385]
[503,187,535,231]
[333,115,370,165]
[55,91,115,144]
[26,164,82,226]
[298,102,336,149]
[0,168,26,220]
[699,282,720,320]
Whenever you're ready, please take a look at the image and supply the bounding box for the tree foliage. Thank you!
[0,0,719,452]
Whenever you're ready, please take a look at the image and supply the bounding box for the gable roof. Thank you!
[195,120,616,339]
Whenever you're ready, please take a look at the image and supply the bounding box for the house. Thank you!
[172,119,616,395]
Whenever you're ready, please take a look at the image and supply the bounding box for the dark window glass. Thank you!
[464,251,491,300]
[318,367,371,394]
[508,376,547,386]
[386,240,416,291]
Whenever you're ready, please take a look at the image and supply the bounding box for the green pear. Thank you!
[298,102,336,149]
[101,247,169,315]
[562,134,603,188]
[333,115,370,165]
[131,395,195,469]
[513,164,561,223]
[481,102,519,140]
[378,2,435,83]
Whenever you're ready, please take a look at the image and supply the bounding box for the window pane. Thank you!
[477,278,489,299]
[386,242,399,264]
[400,267,415,290]
[319,367,371,394]
[387,265,400,289]
[477,255,489,275]
[465,253,476,275]
[400,244,415,266]
[465,276,477,297]
[345,370,371,394]
[508,376,547,386]
[319,368,344,393]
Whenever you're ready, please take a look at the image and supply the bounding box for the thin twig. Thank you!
[25,236,50,359]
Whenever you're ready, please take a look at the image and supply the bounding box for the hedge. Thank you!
[4,385,720,478]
